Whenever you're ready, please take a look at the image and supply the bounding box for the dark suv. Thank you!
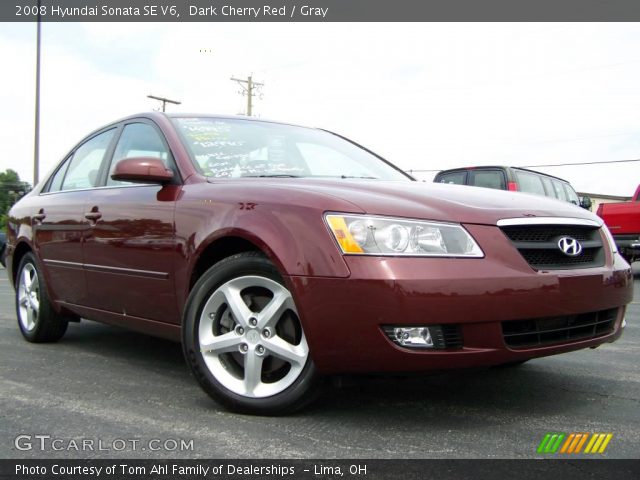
[434,166,592,209]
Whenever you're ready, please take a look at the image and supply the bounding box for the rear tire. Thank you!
[182,252,321,415]
[15,252,68,343]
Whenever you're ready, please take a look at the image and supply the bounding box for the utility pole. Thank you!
[230,75,263,116]
[147,94,181,112]
[33,0,41,186]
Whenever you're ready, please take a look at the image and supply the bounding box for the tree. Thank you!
[0,169,31,231]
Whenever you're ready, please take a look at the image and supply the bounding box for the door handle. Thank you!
[84,210,102,224]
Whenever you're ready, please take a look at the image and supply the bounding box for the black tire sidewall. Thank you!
[15,252,68,342]
[182,253,319,415]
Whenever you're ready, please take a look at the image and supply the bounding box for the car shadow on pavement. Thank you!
[61,321,189,375]
[311,366,589,420]
[53,319,603,423]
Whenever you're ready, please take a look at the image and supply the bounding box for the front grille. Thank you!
[504,227,593,243]
[502,308,617,349]
[501,224,604,270]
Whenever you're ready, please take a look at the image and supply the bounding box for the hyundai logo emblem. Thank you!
[558,236,583,256]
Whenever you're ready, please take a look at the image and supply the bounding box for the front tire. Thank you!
[182,252,320,415]
[15,252,68,342]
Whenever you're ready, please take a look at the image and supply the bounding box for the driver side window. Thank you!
[107,123,172,186]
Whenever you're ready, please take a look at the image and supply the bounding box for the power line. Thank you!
[231,75,263,116]
[406,158,640,174]
[521,158,640,168]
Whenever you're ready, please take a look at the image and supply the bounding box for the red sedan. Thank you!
[5,113,634,414]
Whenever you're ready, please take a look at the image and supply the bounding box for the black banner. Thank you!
[1,460,640,480]
[4,0,640,22]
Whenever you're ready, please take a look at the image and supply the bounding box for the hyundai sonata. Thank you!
[5,113,633,414]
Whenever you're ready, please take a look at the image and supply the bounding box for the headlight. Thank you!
[325,214,484,257]
[601,225,618,254]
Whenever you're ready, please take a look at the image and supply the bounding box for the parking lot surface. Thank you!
[0,265,638,459]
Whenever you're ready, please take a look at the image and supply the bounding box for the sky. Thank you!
[1,22,639,196]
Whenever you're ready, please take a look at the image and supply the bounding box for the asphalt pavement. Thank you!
[0,264,638,459]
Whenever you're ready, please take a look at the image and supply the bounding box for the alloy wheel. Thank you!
[17,263,40,332]
[198,275,309,398]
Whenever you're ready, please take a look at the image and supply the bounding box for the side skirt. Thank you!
[56,301,181,342]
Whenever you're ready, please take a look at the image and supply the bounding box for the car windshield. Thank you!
[172,117,410,181]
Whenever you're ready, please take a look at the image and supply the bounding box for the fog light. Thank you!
[383,324,463,350]
[393,327,434,348]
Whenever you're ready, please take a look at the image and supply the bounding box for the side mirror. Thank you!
[111,157,174,184]
[579,196,592,210]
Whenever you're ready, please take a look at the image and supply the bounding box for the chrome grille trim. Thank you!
[497,217,601,228]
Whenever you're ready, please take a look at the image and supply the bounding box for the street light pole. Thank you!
[33,0,41,186]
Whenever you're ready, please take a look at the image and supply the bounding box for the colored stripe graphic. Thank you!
[540,433,613,454]
[537,433,552,453]
[597,434,613,453]
[549,434,565,453]
[584,433,613,454]
[537,433,565,453]
[560,433,575,453]
[574,433,589,453]
[560,433,589,453]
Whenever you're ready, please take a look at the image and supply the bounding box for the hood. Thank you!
[212,178,601,226]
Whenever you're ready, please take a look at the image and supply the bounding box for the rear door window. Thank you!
[551,179,568,202]
[436,171,467,185]
[470,170,506,190]
[540,176,556,198]
[61,129,116,191]
[514,170,546,196]
[47,155,72,193]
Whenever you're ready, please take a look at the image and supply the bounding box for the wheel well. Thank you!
[190,236,262,288]
[11,242,32,284]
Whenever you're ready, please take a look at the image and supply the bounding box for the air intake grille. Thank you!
[519,248,597,267]
[503,227,593,243]
[502,308,617,349]
[441,325,463,349]
[501,224,604,270]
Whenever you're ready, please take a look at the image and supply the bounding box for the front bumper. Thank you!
[289,224,634,374]
[614,234,640,262]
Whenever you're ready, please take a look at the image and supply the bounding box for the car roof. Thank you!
[124,111,310,129]
[74,112,320,150]
[436,165,571,184]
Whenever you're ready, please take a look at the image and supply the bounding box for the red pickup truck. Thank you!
[597,184,640,264]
